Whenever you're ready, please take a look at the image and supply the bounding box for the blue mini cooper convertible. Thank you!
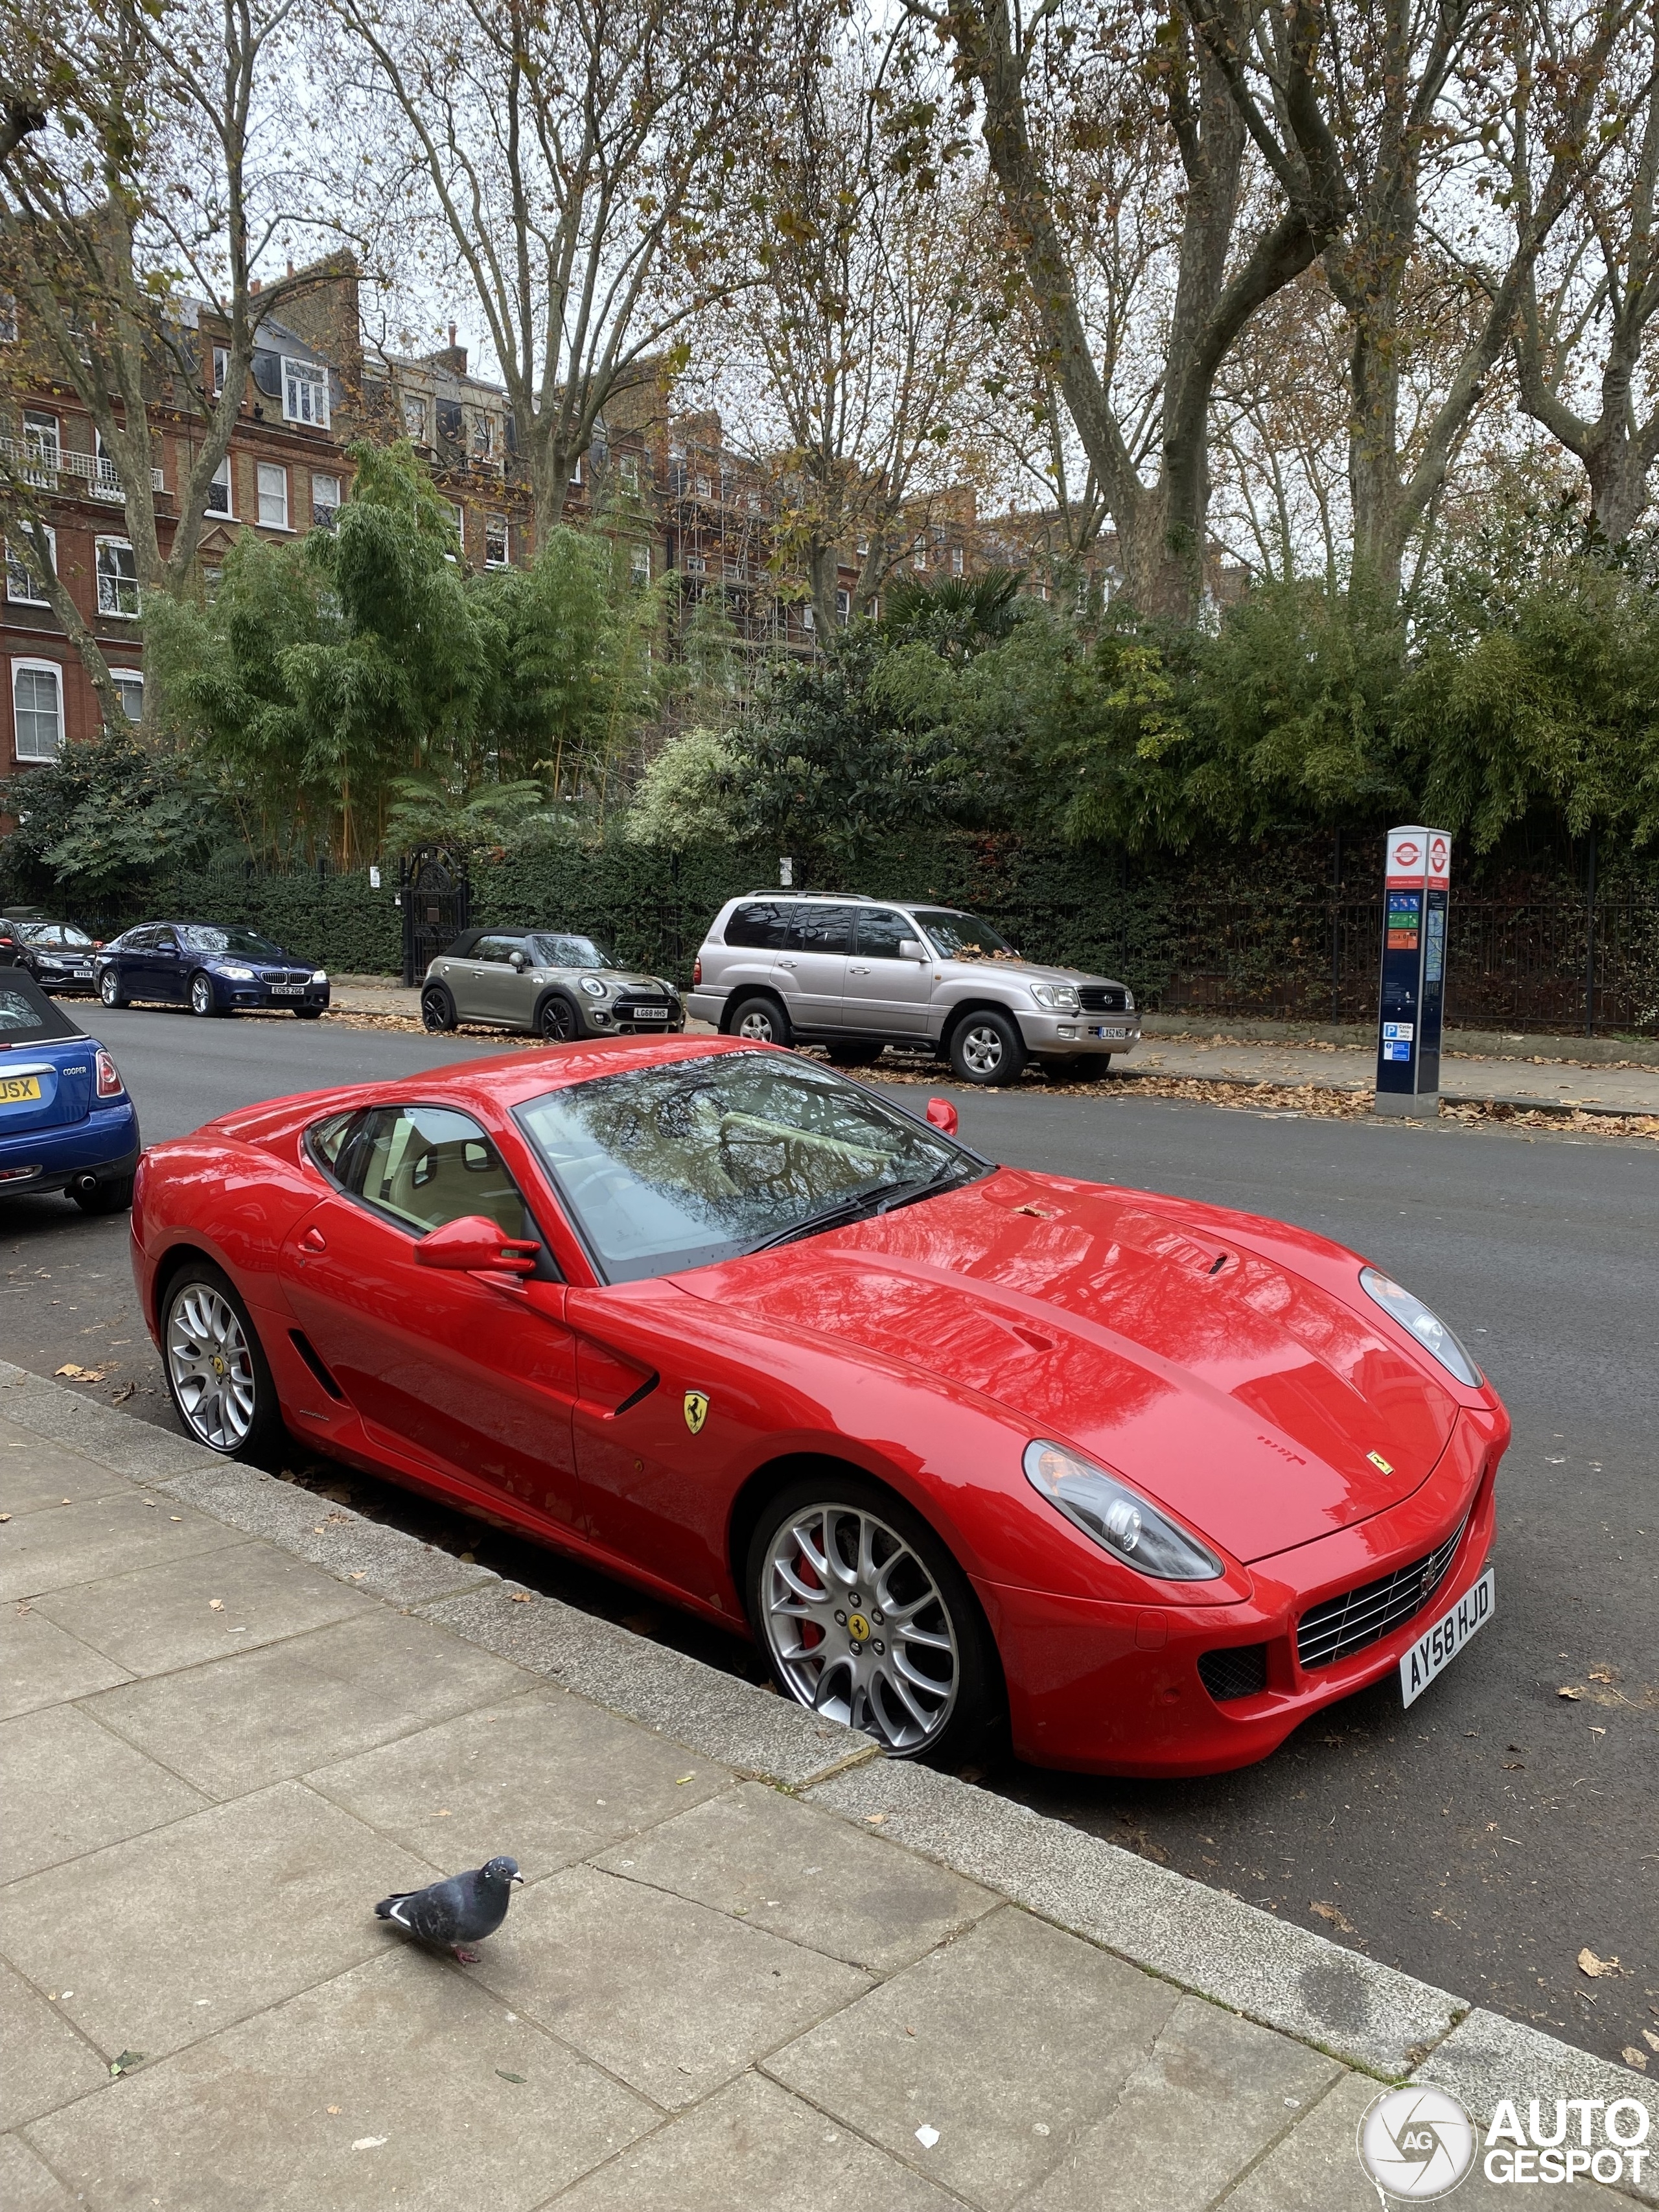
[0,972,139,1213]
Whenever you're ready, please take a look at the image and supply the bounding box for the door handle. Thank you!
[301,1226,328,1253]
[777,958,796,968]
[848,963,868,974]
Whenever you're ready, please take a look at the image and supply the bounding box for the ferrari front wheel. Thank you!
[748,1474,1004,1767]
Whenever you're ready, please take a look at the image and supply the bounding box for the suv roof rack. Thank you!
[740,889,875,901]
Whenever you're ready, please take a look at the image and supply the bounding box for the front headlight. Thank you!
[1360,1269,1482,1386]
[580,977,607,998]
[1029,983,1080,1012]
[1124,989,1135,1012]
[1023,1440,1223,1581]
[220,964,255,981]
[311,969,329,984]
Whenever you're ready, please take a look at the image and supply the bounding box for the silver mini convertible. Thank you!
[421,927,684,1043]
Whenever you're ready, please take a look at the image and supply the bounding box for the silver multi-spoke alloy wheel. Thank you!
[760,1500,960,1752]
[166,1281,257,1451]
[737,1008,777,1042]
[191,974,215,1016]
[959,1021,1007,1077]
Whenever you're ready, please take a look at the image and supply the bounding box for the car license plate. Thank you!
[0,1075,43,1104]
[1399,1568,1494,1707]
[73,966,93,979]
[270,984,305,996]
[1088,1025,1129,1041]
[632,1007,668,1021]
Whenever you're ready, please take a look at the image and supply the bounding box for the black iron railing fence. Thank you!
[1155,893,1659,1036]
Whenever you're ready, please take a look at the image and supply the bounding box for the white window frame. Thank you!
[256,462,289,531]
[912,538,927,571]
[5,527,54,606]
[468,408,496,461]
[95,537,139,617]
[836,588,850,624]
[630,542,650,584]
[281,355,330,430]
[483,514,509,568]
[683,551,705,574]
[801,604,815,631]
[451,502,467,546]
[110,667,144,723]
[11,657,65,762]
[951,544,964,576]
[618,454,639,491]
[694,472,712,498]
[212,343,231,393]
[311,472,342,530]
[205,450,235,518]
[402,393,429,443]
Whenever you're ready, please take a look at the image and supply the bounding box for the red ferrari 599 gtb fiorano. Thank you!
[131,1037,1507,1775]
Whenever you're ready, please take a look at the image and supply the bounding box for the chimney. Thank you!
[286,259,296,277]
[448,321,457,347]
[249,276,261,294]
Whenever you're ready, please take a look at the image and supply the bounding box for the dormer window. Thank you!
[283,357,329,430]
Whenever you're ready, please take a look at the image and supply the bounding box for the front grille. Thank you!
[1078,985,1129,1014]
[1297,1519,1467,1671]
[261,970,312,986]
[1198,1644,1269,1702]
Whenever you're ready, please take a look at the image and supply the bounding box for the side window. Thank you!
[124,927,157,951]
[475,936,520,965]
[856,909,914,960]
[349,1104,544,1246]
[306,1110,360,1185]
[789,903,853,954]
[154,929,180,952]
[723,902,793,949]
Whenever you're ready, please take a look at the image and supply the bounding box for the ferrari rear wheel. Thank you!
[748,1474,1004,1766]
[161,1261,282,1463]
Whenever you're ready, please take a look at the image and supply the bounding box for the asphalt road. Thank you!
[4,1004,1656,2070]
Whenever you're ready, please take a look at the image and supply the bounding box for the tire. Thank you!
[747,1471,1006,1768]
[948,1007,1026,1086]
[728,993,792,1048]
[825,1040,882,1067]
[99,967,128,1009]
[421,983,457,1032]
[536,992,580,1043]
[70,1172,135,1215]
[159,1259,284,1463]
[189,971,222,1018]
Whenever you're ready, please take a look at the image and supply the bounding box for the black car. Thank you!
[16,920,101,995]
[96,923,331,1018]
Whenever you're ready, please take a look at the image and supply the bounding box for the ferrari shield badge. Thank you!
[683,1391,710,1436]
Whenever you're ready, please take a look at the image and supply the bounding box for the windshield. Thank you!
[516,1049,978,1281]
[179,926,289,960]
[910,909,1018,960]
[531,935,616,970]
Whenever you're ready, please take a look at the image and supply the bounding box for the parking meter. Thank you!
[1375,826,1450,1116]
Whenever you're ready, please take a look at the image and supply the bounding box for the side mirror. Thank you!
[414,1215,539,1275]
[925,1097,959,1137]
[509,950,528,970]
[898,938,927,962]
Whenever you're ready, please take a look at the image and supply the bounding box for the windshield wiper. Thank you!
[747,1161,977,1255]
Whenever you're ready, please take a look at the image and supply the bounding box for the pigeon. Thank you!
[375,1856,524,1963]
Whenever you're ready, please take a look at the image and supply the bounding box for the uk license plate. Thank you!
[0,1074,43,1104]
[1089,1025,1129,1041]
[270,984,305,996]
[1399,1568,1494,1707]
[632,1007,668,1021]
[72,966,93,979]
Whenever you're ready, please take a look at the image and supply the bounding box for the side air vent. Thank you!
[289,1329,345,1401]
[1198,1644,1270,1702]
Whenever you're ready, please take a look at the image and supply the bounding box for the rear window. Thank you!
[723,902,793,949]
[0,973,81,1040]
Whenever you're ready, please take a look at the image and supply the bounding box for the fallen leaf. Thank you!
[109,2051,145,2077]
[54,1362,106,1382]
[1623,2048,1649,2072]
[1579,1948,1620,1977]
[1588,1667,1616,1683]
[1558,1686,1584,1700]
[0,1513,10,1524]
[1644,2030,1659,2054]
[507,1592,532,1603]
[1311,1901,1359,1934]
[494,2070,526,2084]
[351,2136,388,2151]
[915,2125,940,2149]
[675,1773,695,1786]
[208,1599,224,1612]
[327,2106,342,2115]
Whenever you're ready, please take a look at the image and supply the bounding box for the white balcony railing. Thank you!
[0,434,165,502]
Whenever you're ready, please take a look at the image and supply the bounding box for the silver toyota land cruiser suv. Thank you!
[421,927,684,1042]
[688,892,1139,1084]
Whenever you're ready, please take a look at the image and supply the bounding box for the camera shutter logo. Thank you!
[1356,2086,1478,2200]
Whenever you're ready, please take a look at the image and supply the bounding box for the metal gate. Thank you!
[399,848,471,988]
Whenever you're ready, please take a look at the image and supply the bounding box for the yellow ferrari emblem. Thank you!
[1367,1450,1394,1474]
[848,1612,870,1642]
[683,1391,710,1436]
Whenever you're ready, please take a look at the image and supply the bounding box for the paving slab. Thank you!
[84,1609,527,1799]
[468,1861,872,2112]
[765,1904,1181,2212]
[0,1955,110,2130]
[551,2069,963,2211]
[0,1421,133,1514]
[34,1540,377,1678]
[23,1948,655,2212]
[0,1369,203,1486]
[594,1778,997,1973]
[0,1704,210,1882]
[309,1684,730,1882]
[0,1487,247,1603]
[0,1780,435,2066]
[0,2132,76,2212]
[0,1605,130,1719]
[1018,1992,1341,2212]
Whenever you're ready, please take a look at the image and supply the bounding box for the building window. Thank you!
[12,660,64,761]
[256,463,288,530]
[450,503,466,548]
[5,529,54,606]
[569,455,583,486]
[468,409,495,461]
[836,588,850,624]
[951,544,964,576]
[282,356,329,429]
[856,537,870,557]
[912,538,927,571]
[801,604,815,631]
[96,538,139,616]
[683,552,705,574]
[619,454,639,491]
[483,514,508,567]
[747,491,762,514]
[694,472,712,498]
[402,393,428,443]
[312,473,342,529]
[630,542,650,585]
[212,343,231,393]
[111,668,144,723]
[0,294,16,344]
[22,410,60,484]
[205,452,234,517]
[724,557,744,579]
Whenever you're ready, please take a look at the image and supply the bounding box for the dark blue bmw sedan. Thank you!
[0,972,139,1212]
[96,923,331,1019]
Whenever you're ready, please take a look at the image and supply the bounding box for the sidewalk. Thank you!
[3,1368,1653,2210]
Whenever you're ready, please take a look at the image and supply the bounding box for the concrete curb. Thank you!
[4,1360,1653,2187]
[1108,1064,1659,1123]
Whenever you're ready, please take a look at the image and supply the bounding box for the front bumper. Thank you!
[222,983,332,1014]
[30,967,99,995]
[982,1408,1502,1775]
[1015,1008,1141,1059]
[580,1003,685,1039]
[0,1111,141,1198]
